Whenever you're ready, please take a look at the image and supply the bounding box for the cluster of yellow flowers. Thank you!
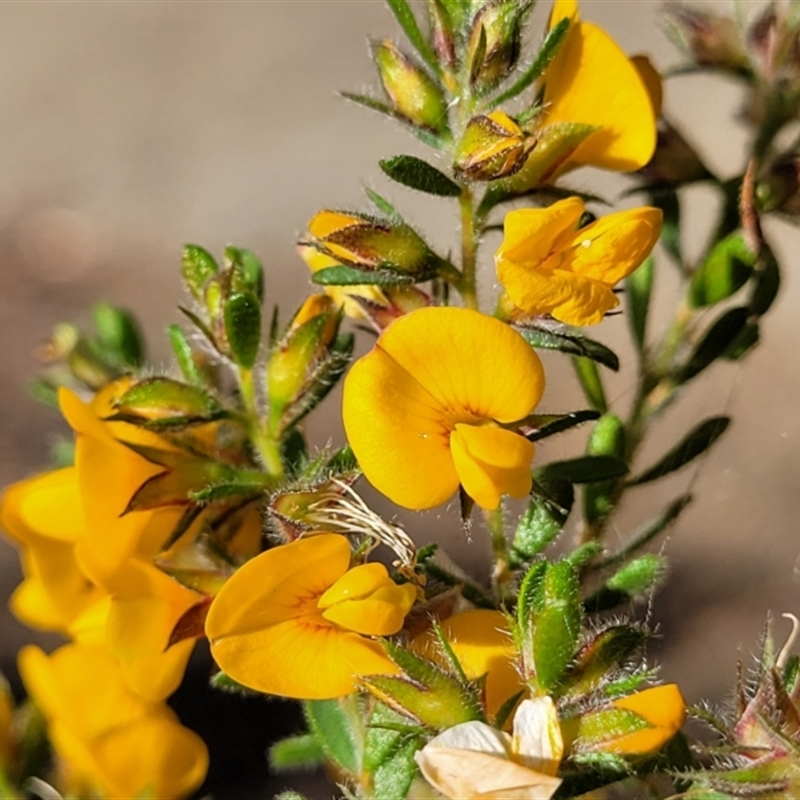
[0,1,700,798]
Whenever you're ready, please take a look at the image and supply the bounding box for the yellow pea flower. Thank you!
[206,534,417,699]
[411,610,523,722]
[0,468,102,635]
[19,643,208,800]
[495,197,662,327]
[342,307,545,510]
[415,696,563,800]
[543,0,656,173]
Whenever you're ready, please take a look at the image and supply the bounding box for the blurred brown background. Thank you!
[0,0,798,796]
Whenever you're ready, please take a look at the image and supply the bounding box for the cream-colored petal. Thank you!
[512,697,563,775]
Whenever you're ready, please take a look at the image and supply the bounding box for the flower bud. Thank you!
[302,210,437,277]
[426,0,458,71]
[467,0,528,93]
[267,294,341,435]
[373,40,449,134]
[454,111,532,181]
[665,6,751,75]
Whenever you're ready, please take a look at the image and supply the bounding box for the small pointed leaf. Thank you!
[572,356,607,412]
[182,244,219,299]
[689,232,754,307]
[516,326,619,371]
[224,291,262,369]
[512,473,573,560]
[312,265,415,286]
[523,409,600,442]
[167,325,203,386]
[385,0,440,74]
[379,155,461,197]
[628,416,729,485]
[541,455,628,485]
[269,734,325,772]
[304,698,362,775]
[678,307,749,383]
[626,256,654,354]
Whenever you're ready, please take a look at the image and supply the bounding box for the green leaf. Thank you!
[167,324,203,386]
[93,302,145,367]
[364,704,420,800]
[628,416,730,485]
[379,155,462,197]
[181,244,218,300]
[749,246,781,316]
[312,265,415,286]
[226,246,264,302]
[689,232,755,307]
[650,189,682,266]
[517,560,547,631]
[626,255,654,354]
[304,698,362,775]
[572,356,607,413]
[532,562,582,690]
[224,291,261,369]
[678,307,749,383]
[365,187,404,224]
[516,326,619,370]
[512,473,573,560]
[541,455,628,485]
[489,16,570,108]
[563,625,648,696]
[724,320,759,360]
[269,734,325,772]
[583,415,626,530]
[586,555,665,612]
[385,0,440,74]
[524,409,600,442]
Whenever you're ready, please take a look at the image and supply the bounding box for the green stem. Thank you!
[238,367,284,478]
[459,187,479,310]
[486,506,511,600]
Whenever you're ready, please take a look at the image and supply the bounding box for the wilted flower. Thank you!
[495,197,662,326]
[342,307,545,510]
[19,643,208,800]
[415,696,563,800]
[205,534,417,699]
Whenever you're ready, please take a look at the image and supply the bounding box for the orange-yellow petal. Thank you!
[318,562,395,608]
[450,424,535,510]
[606,684,687,754]
[206,534,351,639]
[544,21,656,171]
[412,610,522,721]
[321,582,417,636]
[497,201,583,269]
[343,308,545,510]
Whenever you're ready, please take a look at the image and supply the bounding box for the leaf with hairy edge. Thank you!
[364,188,404,224]
[312,265,416,286]
[167,325,203,386]
[516,326,619,370]
[628,417,730,485]
[379,155,461,197]
[181,244,218,300]
[523,409,600,442]
[385,0,440,74]
[304,698,362,775]
[364,704,421,800]
[490,17,571,108]
[224,292,261,369]
[269,735,325,772]
[512,472,574,560]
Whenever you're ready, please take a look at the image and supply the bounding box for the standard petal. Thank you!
[544,22,656,171]
[343,343,458,509]
[206,534,350,640]
[210,616,401,699]
[374,307,545,425]
[451,424,535,510]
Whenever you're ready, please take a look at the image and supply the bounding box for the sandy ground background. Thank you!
[0,0,798,796]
